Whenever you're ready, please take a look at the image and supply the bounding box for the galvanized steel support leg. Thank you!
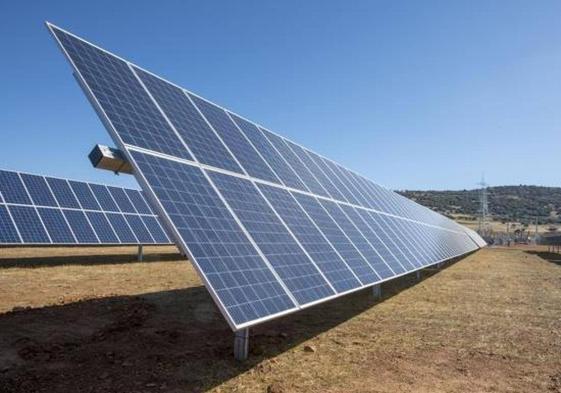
[234,328,249,361]
[372,284,382,300]
[416,270,421,281]
[137,244,144,262]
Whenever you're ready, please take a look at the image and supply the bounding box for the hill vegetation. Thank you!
[398,185,561,225]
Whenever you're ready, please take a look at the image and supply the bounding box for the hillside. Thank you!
[398,185,561,225]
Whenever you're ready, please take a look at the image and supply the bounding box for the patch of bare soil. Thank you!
[0,246,559,392]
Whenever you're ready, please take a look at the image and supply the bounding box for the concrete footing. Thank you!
[234,328,249,361]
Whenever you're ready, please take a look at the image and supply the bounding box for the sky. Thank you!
[1,1,560,191]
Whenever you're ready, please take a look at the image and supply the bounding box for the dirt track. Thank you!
[0,246,560,392]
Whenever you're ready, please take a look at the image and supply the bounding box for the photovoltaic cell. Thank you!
[133,67,242,173]
[63,209,99,244]
[358,209,417,270]
[286,142,347,202]
[141,215,169,244]
[292,193,379,284]
[190,95,280,183]
[257,184,360,293]
[0,170,31,204]
[9,205,50,243]
[373,213,425,267]
[46,177,81,208]
[208,171,335,305]
[124,189,152,214]
[69,181,101,211]
[318,199,394,279]
[229,113,308,191]
[37,208,75,243]
[130,151,296,325]
[0,205,21,243]
[0,170,171,246]
[310,153,360,205]
[261,129,330,197]
[124,215,154,244]
[50,28,192,160]
[107,186,136,213]
[88,183,120,212]
[86,211,120,243]
[106,213,138,243]
[20,174,58,207]
[339,205,406,274]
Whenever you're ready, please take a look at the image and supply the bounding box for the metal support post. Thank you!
[137,244,144,262]
[234,328,249,361]
[372,284,382,300]
[416,270,421,281]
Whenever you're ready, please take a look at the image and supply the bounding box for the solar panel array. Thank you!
[0,169,171,245]
[48,23,485,330]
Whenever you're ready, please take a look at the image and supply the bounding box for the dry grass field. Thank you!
[0,246,560,392]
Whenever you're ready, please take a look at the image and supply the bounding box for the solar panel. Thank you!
[48,23,484,333]
[0,169,171,245]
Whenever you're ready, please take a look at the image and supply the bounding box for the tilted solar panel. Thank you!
[47,23,484,331]
[0,169,171,245]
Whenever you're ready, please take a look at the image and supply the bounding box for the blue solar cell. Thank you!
[357,176,395,213]
[45,177,81,208]
[418,224,449,261]
[20,174,58,207]
[50,27,192,160]
[261,129,330,197]
[309,153,360,205]
[339,205,406,275]
[318,199,394,279]
[190,95,280,183]
[63,209,99,244]
[286,143,347,202]
[124,189,152,214]
[133,66,242,172]
[141,215,169,243]
[208,170,335,305]
[130,151,296,325]
[37,208,75,243]
[68,181,101,211]
[292,193,379,285]
[391,218,435,263]
[107,186,136,213]
[9,205,50,243]
[0,170,31,204]
[372,213,425,267]
[229,113,308,191]
[358,210,417,270]
[342,170,382,211]
[88,184,120,212]
[139,192,155,214]
[258,184,360,293]
[106,213,138,243]
[86,211,120,243]
[325,163,372,208]
[124,214,154,244]
[0,170,169,246]
[0,205,21,243]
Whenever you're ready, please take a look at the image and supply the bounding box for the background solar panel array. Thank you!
[0,169,171,245]
[49,24,485,330]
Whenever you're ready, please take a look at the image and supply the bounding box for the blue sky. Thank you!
[1,1,560,191]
